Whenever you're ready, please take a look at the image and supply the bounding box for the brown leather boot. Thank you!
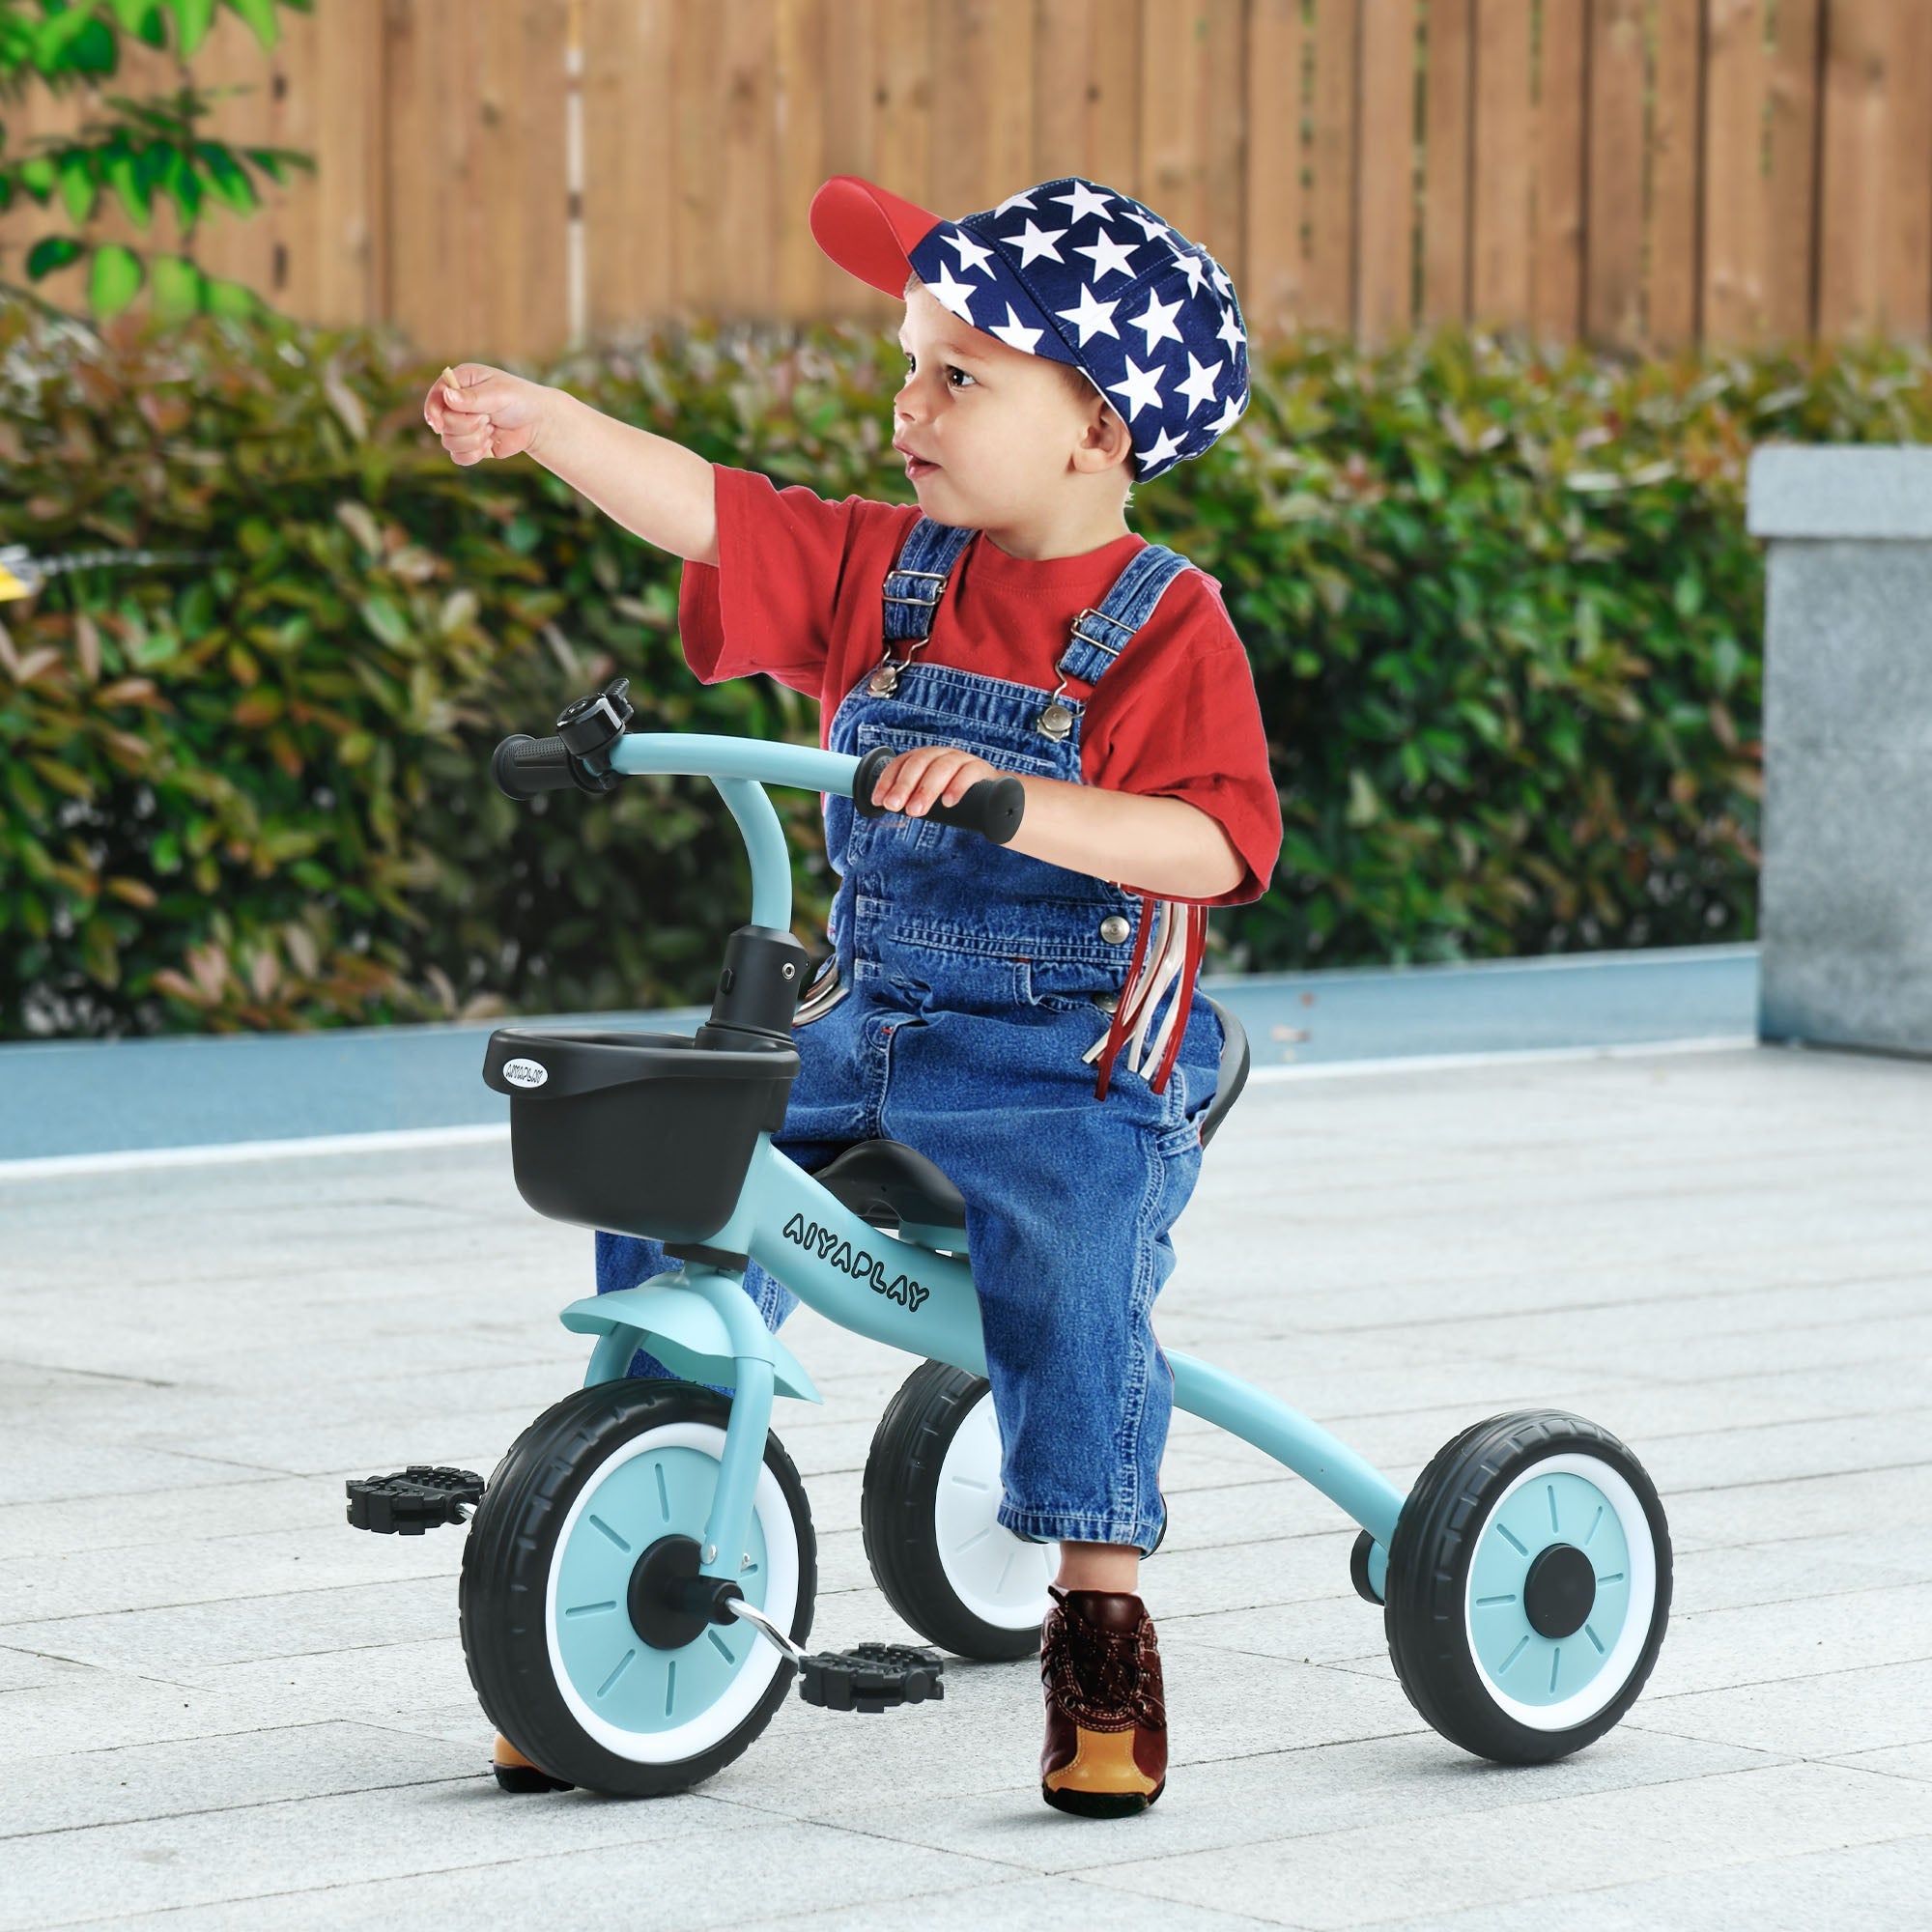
[1039,1584,1167,1817]
[491,1730,573,1794]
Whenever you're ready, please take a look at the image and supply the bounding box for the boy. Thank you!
[427,174,1280,1815]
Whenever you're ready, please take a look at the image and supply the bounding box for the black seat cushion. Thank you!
[813,1139,969,1232]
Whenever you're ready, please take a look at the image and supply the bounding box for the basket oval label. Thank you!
[502,1057,549,1090]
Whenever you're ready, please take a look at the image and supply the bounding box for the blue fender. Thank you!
[560,1282,823,1403]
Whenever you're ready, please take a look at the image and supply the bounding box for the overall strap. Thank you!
[1066,543,1208,1108]
[1052,543,1192,688]
[883,517,978,643]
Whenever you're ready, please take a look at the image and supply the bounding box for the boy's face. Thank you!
[893,280,1121,539]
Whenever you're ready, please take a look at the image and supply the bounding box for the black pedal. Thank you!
[345,1466,485,1535]
[796,1641,945,1713]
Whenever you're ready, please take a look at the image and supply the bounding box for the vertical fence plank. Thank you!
[776,0,829,318]
[1036,0,1094,183]
[1197,0,1248,272]
[1305,0,1359,330]
[385,1,490,357]
[819,0,890,323]
[1585,0,1646,346]
[1357,0,1417,347]
[1531,0,1587,343]
[1763,0,1821,345]
[583,0,676,333]
[483,0,570,358]
[1244,0,1306,333]
[177,9,276,301]
[1884,1,1932,339]
[1817,0,1889,338]
[1649,0,1705,351]
[287,1,387,328]
[1701,0,1767,345]
[931,0,1035,219]
[1140,1,1209,242]
[1469,0,1531,328]
[874,2,935,215]
[1037,0,1142,195]
[1421,0,1474,326]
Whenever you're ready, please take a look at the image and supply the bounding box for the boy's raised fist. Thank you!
[424,362,550,465]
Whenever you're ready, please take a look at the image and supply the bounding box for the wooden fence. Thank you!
[5,0,1931,363]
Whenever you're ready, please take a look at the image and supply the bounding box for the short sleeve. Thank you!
[675,465,863,698]
[1087,580,1282,907]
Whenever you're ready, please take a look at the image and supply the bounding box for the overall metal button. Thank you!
[1095,991,1120,1012]
[1099,914,1131,944]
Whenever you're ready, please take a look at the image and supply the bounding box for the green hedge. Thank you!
[2,300,1928,1039]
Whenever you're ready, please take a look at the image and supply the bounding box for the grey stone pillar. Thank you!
[1747,446,1932,1055]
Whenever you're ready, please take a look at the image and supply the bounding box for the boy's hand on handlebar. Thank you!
[874,746,1004,816]
[423,362,553,466]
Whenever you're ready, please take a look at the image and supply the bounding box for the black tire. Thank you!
[462,1378,814,1797]
[1383,1409,1671,1766]
[862,1362,1056,1660]
[1350,1528,1382,1605]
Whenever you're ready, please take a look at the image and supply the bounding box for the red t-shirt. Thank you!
[676,464,1281,906]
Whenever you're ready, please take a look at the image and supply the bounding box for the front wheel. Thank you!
[462,1379,814,1797]
[1384,1410,1671,1765]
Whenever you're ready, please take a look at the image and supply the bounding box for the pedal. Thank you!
[796,1641,945,1713]
[345,1466,485,1534]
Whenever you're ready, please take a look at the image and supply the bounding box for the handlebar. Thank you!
[492,713,1026,847]
[489,678,1029,936]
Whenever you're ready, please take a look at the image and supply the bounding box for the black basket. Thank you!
[482,1029,799,1246]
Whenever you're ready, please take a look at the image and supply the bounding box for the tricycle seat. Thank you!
[815,1139,968,1233]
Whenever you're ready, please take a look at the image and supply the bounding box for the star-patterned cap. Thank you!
[810,174,1249,480]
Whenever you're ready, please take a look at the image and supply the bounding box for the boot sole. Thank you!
[1041,1778,1165,1818]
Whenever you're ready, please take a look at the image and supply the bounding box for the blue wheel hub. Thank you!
[552,1442,772,1735]
[1467,1469,1632,1706]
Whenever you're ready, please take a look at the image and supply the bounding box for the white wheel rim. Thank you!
[544,1421,800,1763]
[932,1388,1057,1629]
[1462,1450,1659,1732]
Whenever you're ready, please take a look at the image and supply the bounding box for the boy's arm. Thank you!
[873,752,1244,900]
[530,387,720,566]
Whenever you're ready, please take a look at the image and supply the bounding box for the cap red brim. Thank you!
[810,176,941,298]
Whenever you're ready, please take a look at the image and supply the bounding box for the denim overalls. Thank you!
[596,518,1225,1552]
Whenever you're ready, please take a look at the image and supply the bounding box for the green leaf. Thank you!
[24,234,83,279]
[89,242,144,319]
[105,145,153,226]
[204,276,259,319]
[168,0,219,60]
[58,150,99,226]
[358,595,410,650]
[227,0,288,50]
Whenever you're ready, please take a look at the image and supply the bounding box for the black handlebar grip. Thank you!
[851,744,1027,846]
[492,732,582,800]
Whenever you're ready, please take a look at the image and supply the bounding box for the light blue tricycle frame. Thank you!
[554,734,1405,1598]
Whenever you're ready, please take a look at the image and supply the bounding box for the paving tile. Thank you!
[1830,1742,1932,1784]
[1388,1833,1932,1931]
[1632,1658,1932,1758]
[0,1774,778,1930]
[2,1721,477,1837]
[1077,1762,1932,1930]
[1646,1581,1932,1698]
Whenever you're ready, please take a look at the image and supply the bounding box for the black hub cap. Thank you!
[1522,1542,1596,1639]
[628,1535,707,1650]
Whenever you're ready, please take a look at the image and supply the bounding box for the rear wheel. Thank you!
[1383,1410,1670,1765]
[862,1362,1057,1660]
[462,1379,814,1796]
